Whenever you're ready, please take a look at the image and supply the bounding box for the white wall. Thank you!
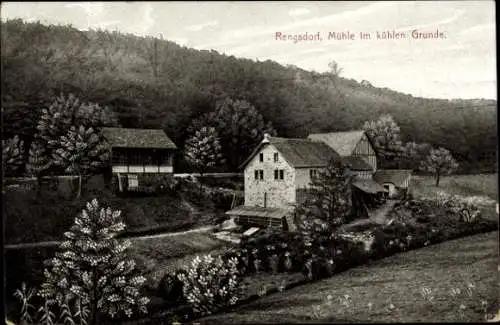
[244,144,295,208]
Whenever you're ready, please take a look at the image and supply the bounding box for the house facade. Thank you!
[241,134,342,209]
[227,130,412,230]
[102,127,177,191]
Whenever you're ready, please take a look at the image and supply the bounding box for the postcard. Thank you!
[2,1,497,324]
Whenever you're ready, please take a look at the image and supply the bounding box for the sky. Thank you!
[1,1,497,99]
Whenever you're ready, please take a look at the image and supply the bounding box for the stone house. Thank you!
[226,130,412,230]
[102,127,177,192]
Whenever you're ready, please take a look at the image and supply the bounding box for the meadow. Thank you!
[199,231,499,324]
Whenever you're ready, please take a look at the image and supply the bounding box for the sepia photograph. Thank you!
[1,1,498,324]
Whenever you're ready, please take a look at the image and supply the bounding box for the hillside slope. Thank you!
[1,19,497,172]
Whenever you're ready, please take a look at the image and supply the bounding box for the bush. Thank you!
[177,254,241,316]
[157,270,186,307]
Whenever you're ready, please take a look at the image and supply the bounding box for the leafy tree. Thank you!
[363,114,404,167]
[52,126,109,197]
[188,97,276,170]
[36,93,119,163]
[420,147,459,186]
[37,94,80,153]
[400,141,433,170]
[184,126,224,177]
[26,140,52,193]
[38,199,150,325]
[328,60,343,77]
[296,158,353,233]
[2,135,25,176]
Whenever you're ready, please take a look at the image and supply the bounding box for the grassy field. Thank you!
[199,231,499,324]
[411,173,498,201]
[130,232,232,290]
[411,173,498,219]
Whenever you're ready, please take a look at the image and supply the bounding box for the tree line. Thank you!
[2,19,497,174]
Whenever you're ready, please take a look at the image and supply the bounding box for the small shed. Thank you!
[373,169,413,198]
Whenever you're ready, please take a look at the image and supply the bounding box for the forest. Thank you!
[1,19,497,173]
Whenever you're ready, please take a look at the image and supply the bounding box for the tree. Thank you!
[52,125,109,197]
[2,135,25,176]
[184,126,224,177]
[363,114,404,167]
[420,147,459,186]
[400,141,432,170]
[328,60,343,77]
[26,140,52,193]
[37,93,80,153]
[38,199,150,325]
[37,93,119,162]
[296,158,353,233]
[188,97,276,170]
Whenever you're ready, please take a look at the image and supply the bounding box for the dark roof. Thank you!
[240,136,342,169]
[308,130,366,156]
[270,137,342,168]
[352,178,387,194]
[373,169,413,187]
[225,205,293,219]
[343,156,373,171]
[102,127,177,149]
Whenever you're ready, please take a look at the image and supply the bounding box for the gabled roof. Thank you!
[308,130,366,157]
[239,136,342,169]
[343,156,373,171]
[352,177,388,194]
[373,169,413,187]
[102,127,177,149]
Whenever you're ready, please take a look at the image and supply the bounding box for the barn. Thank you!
[102,127,177,192]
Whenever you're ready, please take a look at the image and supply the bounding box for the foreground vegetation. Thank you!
[199,231,499,323]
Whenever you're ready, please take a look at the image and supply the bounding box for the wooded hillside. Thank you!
[2,19,497,173]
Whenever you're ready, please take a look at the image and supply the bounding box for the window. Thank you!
[274,169,279,180]
[259,153,264,162]
[255,170,259,180]
[273,152,279,162]
[128,174,138,189]
[255,170,264,180]
[310,169,317,179]
[279,169,284,180]
[259,170,264,180]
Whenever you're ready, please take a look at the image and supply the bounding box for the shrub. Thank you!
[177,254,241,316]
[38,199,150,323]
[157,270,186,307]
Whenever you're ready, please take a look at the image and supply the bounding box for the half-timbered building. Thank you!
[102,127,177,192]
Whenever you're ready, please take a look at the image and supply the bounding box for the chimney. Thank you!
[262,133,270,143]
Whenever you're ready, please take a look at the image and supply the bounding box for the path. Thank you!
[4,225,215,250]
[368,199,397,224]
[341,199,398,231]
